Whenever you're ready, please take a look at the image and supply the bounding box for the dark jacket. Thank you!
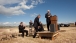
[18,25,25,32]
[75,22,76,25]
[39,23,44,31]
[45,13,51,23]
[34,17,40,27]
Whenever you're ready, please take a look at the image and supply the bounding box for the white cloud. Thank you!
[0,0,44,16]
[0,0,22,5]
[31,0,45,5]
[0,5,25,15]
[3,22,11,25]
[19,0,34,10]
[31,13,38,17]
[14,22,17,24]
[0,22,28,26]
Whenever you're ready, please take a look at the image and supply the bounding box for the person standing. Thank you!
[45,10,52,31]
[29,20,33,36]
[29,20,33,29]
[33,14,41,38]
[18,22,28,37]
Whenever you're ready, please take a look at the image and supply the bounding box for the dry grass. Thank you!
[0,27,76,43]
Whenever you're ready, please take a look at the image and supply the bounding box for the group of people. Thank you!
[29,20,44,31]
[18,10,52,38]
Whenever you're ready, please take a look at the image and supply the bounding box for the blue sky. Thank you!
[0,0,76,26]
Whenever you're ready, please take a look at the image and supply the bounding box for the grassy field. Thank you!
[0,27,76,43]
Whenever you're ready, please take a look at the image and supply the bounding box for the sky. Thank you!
[0,0,76,26]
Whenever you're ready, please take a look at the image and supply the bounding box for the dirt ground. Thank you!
[0,27,76,43]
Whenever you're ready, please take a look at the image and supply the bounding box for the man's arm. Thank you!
[45,13,48,18]
[19,25,25,29]
[19,25,22,29]
[50,13,52,16]
[45,13,52,18]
